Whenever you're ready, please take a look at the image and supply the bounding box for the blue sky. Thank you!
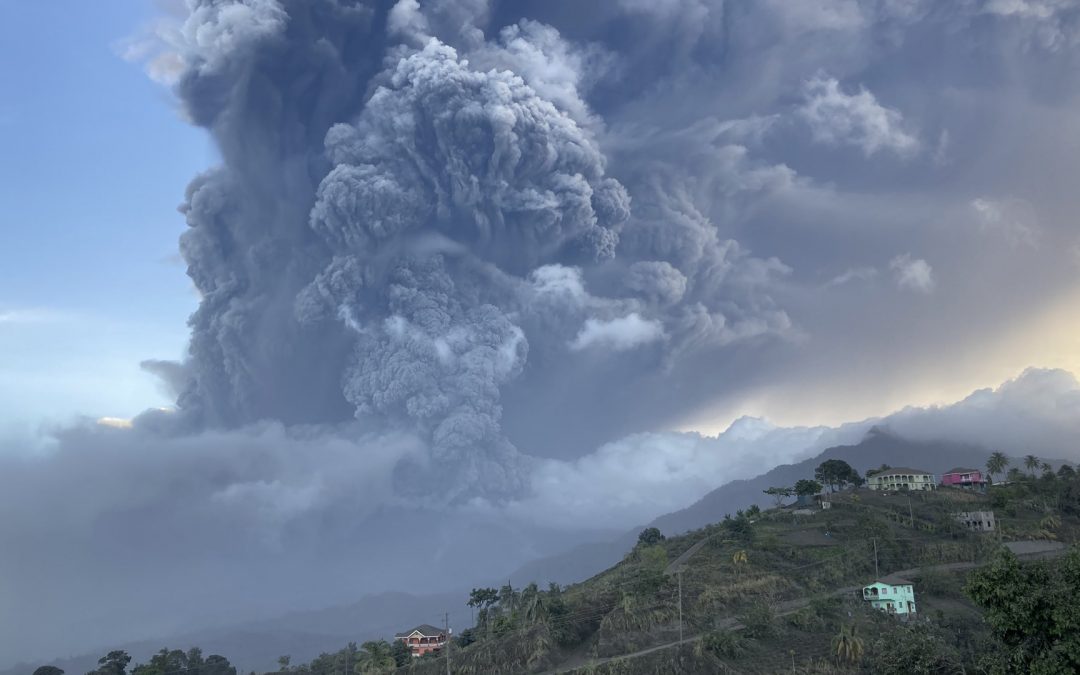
[0,1,212,436]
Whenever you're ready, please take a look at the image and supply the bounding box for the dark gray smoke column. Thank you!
[177,0,385,427]
[172,1,629,498]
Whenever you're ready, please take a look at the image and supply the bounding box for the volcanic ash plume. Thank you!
[173,3,630,500]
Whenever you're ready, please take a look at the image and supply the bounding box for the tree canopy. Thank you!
[763,486,794,508]
[966,546,1080,674]
[1024,454,1041,477]
[636,527,665,547]
[87,651,131,675]
[814,459,861,491]
[88,648,234,675]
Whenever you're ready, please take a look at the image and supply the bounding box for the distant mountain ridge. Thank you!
[504,428,1002,587]
[649,427,995,534]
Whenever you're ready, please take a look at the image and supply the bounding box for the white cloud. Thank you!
[981,0,1080,50]
[799,74,920,157]
[507,417,842,529]
[824,266,878,288]
[0,308,73,325]
[984,0,1067,20]
[889,254,935,293]
[970,197,1040,248]
[506,368,1080,531]
[568,313,666,351]
[765,0,866,32]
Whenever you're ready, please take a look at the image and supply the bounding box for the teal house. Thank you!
[862,575,917,615]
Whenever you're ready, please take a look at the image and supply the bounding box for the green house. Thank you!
[862,575,917,615]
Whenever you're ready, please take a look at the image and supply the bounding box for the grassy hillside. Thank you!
[51,457,1080,675]
[384,467,1079,674]
[508,431,1008,592]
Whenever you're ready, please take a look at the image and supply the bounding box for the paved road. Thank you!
[545,540,1066,674]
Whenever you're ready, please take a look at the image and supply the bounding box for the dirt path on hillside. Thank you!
[544,541,1066,674]
[665,534,717,574]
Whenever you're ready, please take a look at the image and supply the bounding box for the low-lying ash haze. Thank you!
[2,0,1080,668]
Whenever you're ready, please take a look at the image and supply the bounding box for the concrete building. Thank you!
[867,467,936,491]
[954,510,996,532]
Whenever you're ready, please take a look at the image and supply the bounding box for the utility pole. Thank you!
[908,494,914,528]
[677,568,684,645]
[873,537,879,578]
[445,612,451,675]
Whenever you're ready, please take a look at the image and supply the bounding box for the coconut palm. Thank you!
[355,641,395,674]
[986,452,1009,483]
[520,582,549,625]
[832,623,864,665]
[1025,454,1040,478]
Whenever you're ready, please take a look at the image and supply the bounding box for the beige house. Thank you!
[867,467,936,491]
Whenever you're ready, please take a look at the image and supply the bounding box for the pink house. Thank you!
[941,468,988,491]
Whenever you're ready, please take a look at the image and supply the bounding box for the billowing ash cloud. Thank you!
[162,0,794,495]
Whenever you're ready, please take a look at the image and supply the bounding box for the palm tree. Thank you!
[1042,461,1054,476]
[986,452,1009,484]
[355,641,394,674]
[1025,454,1040,478]
[832,624,864,665]
[520,582,548,625]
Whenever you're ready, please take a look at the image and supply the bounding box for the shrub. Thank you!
[864,623,964,675]
[738,602,776,639]
[701,629,748,658]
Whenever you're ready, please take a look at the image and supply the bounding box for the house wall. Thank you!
[863,583,917,614]
[868,473,936,491]
[954,510,995,532]
[399,635,446,657]
[942,471,986,488]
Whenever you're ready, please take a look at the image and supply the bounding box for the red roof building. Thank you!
[394,624,448,657]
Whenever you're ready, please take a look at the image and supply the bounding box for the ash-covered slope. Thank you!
[649,428,993,535]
